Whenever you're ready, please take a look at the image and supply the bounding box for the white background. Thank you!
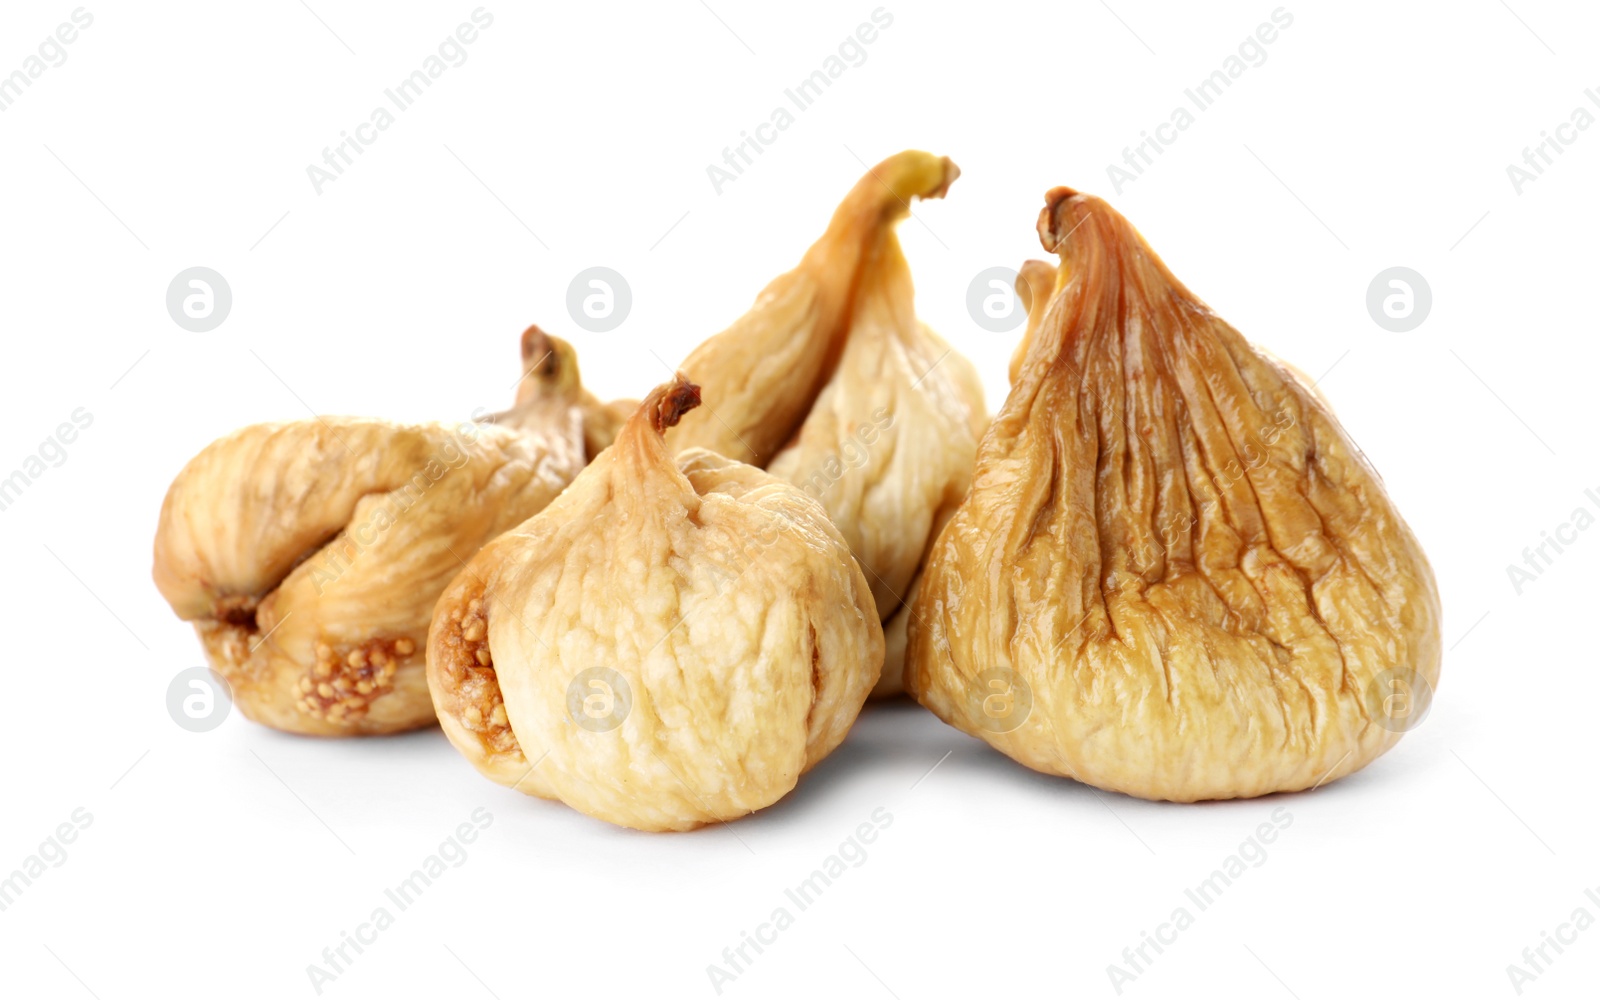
[1,1,1596,997]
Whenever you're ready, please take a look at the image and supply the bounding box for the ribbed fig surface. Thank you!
[906,187,1441,800]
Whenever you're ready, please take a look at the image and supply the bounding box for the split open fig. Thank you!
[905,187,1442,801]
[426,375,883,831]
[669,150,986,695]
[151,327,608,736]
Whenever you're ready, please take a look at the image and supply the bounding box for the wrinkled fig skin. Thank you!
[152,335,592,736]
[427,376,883,832]
[906,188,1442,801]
[671,150,985,696]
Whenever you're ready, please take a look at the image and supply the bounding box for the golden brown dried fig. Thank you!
[671,150,986,695]
[906,187,1442,801]
[1008,259,1056,385]
[427,375,883,831]
[152,330,596,736]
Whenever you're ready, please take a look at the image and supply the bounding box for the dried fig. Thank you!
[426,375,883,831]
[671,150,986,695]
[152,329,598,736]
[906,187,1442,800]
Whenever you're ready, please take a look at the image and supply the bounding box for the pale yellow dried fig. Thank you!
[907,187,1442,801]
[671,150,986,695]
[506,324,635,459]
[427,375,883,831]
[152,330,597,736]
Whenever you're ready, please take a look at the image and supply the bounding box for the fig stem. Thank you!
[1038,186,1092,254]
[484,326,587,432]
[520,324,557,376]
[833,151,960,231]
[647,374,703,433]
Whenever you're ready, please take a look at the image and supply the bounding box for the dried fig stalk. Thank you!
[152,329,599,736]
[906,187,1442,800]
[671,150,986,695]
[427,375,883,831]
[506,324,635,459]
